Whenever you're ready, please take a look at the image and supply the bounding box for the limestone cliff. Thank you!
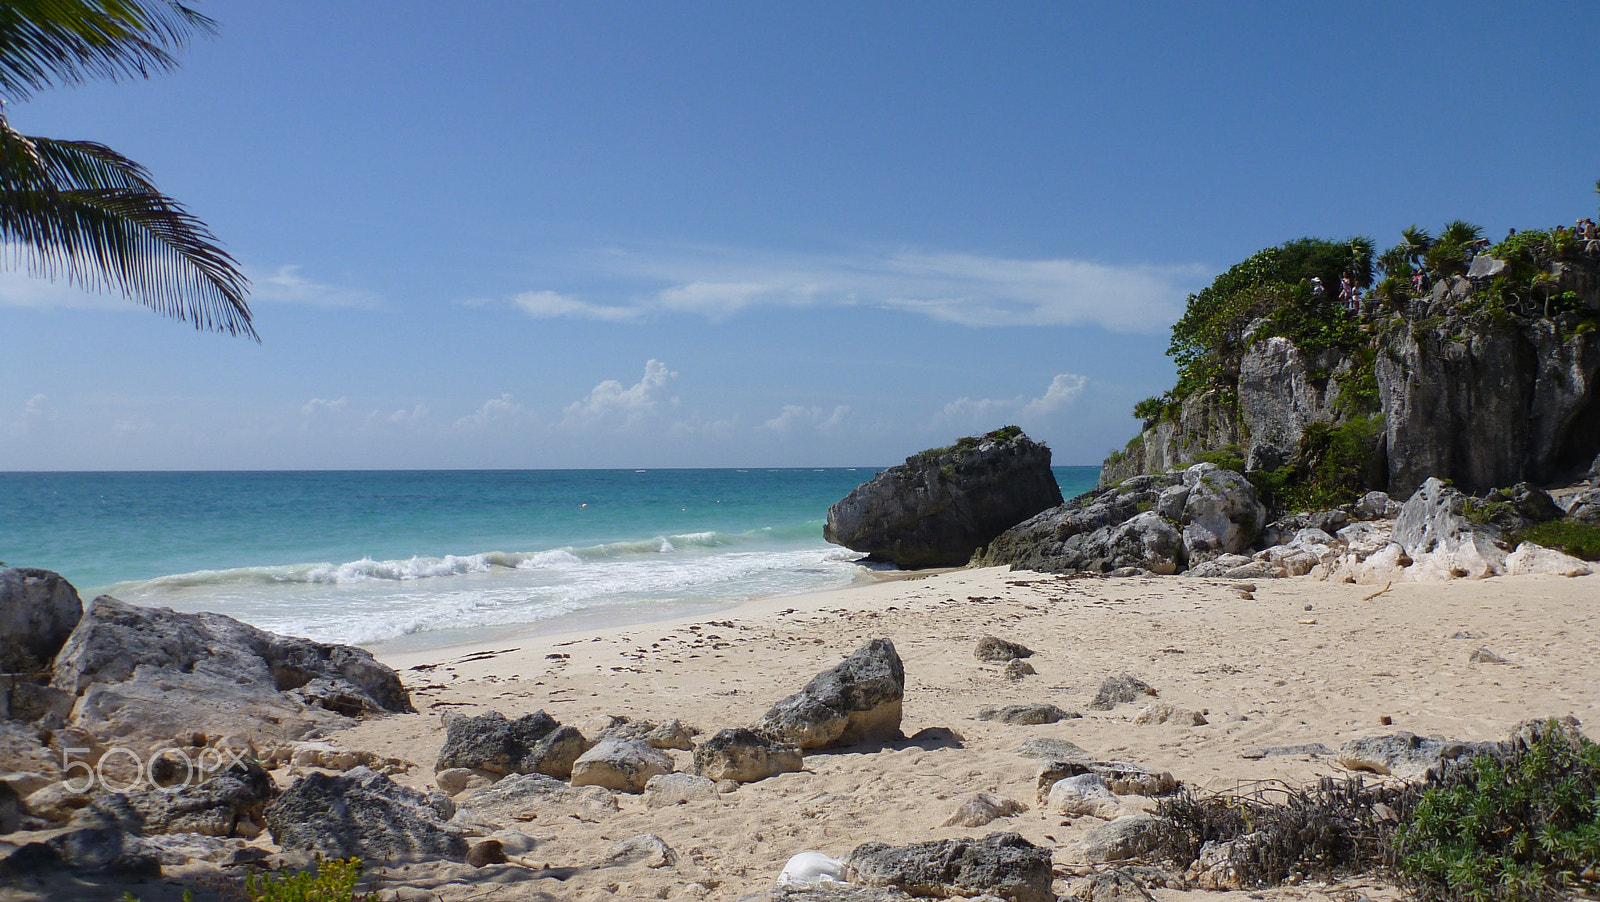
[1104,243,1600,500]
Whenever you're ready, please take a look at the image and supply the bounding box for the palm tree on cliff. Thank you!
[0,0,254,338]
[1400,225,1433,269]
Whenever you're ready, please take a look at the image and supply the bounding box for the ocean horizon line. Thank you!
[1,463,1105,475]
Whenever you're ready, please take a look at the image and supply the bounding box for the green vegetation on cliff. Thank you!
[1167,237,1373,401]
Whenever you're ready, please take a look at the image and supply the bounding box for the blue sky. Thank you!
[3,2,1598,469]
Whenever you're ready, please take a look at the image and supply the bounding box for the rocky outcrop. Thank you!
[981,463,1261,574]
[264,767,467,862]
[49,596,411,747]
[434,710,592,779]
[844,832,1054,902]
[0,568,82,674]
[824,427,1063,568]
[757,639,905,750]
[692,728,802,783]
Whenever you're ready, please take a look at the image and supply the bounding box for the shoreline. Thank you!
[3,564,1596,901]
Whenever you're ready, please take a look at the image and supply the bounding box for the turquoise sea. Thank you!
[0,467,1099,651]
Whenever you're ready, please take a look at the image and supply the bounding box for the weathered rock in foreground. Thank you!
[265,767,467,862]
[825,427,1063,568]
[51,596,412,746]
[757,639,905,750]
[570,737,672,793]
[693,728,802,784]
[0,568,83,674]
[844,832,1054,902]
[434,710,592,779]
[1392,477,1509,579]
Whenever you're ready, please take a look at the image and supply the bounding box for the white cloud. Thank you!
[1020,373,1089,418]
[761,404,851,435]
[455,394,524,429]
[656,282,775,319]
[940,372,1090,428]
[495,245,1206,334]
[513,290,641,323]
[561,360,678,430]
[388,403,429,426]
[251,265,379,309]
[300,397,348,417]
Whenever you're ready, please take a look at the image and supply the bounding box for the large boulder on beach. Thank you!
[1178,462,1266,558]
[824,427,1063,568]
[50,596,412,747]
[0,568,83,675]
[1393,477,1508,578]
[434,710,592,779]
[265,767,467,862]
[757,639,905,750]
[844,832,1054,902]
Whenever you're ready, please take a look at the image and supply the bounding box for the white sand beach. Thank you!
[300,565,1596,901]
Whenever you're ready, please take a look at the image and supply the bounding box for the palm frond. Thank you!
[1439,220,1484,246]
[0,0,213,102]
[1,123,254,339]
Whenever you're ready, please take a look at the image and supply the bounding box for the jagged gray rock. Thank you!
[0,568,83,675]
[1393,477,1509,578]
[1036,760,1177,800]
[51,596,411,747]
[1179,463,1266,559]
[434,710,592,779]
[643,772,718,808]
[265,767,467,861]
[845,832,1054,902]
[757,639,904,750]
[596,717,695,751]
[1012,737,1090,760]
[126,759,277,837]
[693,728,802,783]
[824,427,1063,568]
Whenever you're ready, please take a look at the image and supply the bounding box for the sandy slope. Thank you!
[7,566,1597,901]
